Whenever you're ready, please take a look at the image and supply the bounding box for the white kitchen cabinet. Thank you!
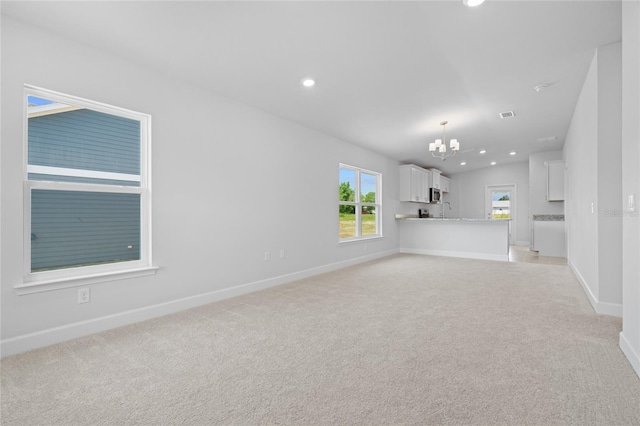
[441,176,451,193]
[399,164,430,203]
[421,169,431,200]
[532,220,566,257]
[547,160,564,201]
[410,167,423,201]
[430,169,442,189]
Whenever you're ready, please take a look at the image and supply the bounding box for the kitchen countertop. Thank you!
[532,214,565,221]
[395,214,510,222]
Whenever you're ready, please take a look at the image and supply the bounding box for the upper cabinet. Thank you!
[441,176,451,193]
[546,160,565,201]
[430,168,441,189]
[399,164,430,203]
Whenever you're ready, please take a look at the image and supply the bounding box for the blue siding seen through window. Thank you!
[28,108,140,178]
[31,190,141,272]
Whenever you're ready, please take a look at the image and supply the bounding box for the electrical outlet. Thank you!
[280,249,285,259]
[264,251,271,261]
[629,194,635,212]
[78,288,90,304]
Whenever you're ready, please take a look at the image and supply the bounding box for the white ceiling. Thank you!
[2,0,622,174]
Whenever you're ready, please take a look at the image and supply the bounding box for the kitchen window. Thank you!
[339,164,382,241]
[20,85,156,293]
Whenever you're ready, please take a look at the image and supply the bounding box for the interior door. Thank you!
[485,184,516,245]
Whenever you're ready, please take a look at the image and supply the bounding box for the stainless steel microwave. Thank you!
[430,188,442,203]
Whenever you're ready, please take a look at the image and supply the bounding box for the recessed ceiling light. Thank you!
[301,78,315,87]
[499,111,516,119]
[490,161,497,166]
[510,151,516,156]
[463,0,485,6]
[460,162,467,166]
[479,150,486,154]
[534,84,550,92]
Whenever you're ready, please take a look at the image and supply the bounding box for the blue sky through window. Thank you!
[361,172,376,196]
[492,191,509,201]
[28,96,54,106]
[340,168,377,198]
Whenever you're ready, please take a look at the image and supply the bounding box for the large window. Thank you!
[21,85,155,291]
[339,164,382,241]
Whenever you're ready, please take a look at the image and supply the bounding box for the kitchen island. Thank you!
[396,216,510,261]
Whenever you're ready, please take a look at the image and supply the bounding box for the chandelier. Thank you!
[429,120,460,161]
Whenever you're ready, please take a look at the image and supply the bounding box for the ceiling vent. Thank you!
[536,136,558,143]
[499,111,516,119]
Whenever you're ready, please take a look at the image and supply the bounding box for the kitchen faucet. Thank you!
[442,201,451,218]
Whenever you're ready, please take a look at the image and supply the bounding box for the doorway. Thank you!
[485,184,516,245]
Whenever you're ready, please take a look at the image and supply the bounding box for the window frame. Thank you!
[19,85,156,294]
[338,163,383,243]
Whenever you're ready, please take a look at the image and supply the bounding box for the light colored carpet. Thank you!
[2,254,640,425]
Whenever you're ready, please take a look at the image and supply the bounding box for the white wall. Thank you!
[0,17,399,355]
[564,42,623,317]
[597,42,623,308]
[449,162,529,245]
[528,150,565,216]
[620,0,640,379]
[564,51,600,303]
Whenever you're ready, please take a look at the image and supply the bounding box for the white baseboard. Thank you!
[620,332,640,379]
[1,249,399,358]
[567,259,622,317]
[399,248,508,262]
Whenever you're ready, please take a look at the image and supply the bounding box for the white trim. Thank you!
[24,84,150,121]
[567,259,623,317]
[399,248,509,262]
[27,180,142,194]
[620,332,640,379]
[339,235,384,245]
[27,165,141,183]
[0,249,398,358]
[16,266,159,295]
[596,301,623,317]
[568,258,599,311]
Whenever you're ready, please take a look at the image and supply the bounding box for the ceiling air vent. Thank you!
[499,111,516,119]
[536,136,558,143]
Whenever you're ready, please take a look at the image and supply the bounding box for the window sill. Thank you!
[339,235,384,245]
[15,266,159,295]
